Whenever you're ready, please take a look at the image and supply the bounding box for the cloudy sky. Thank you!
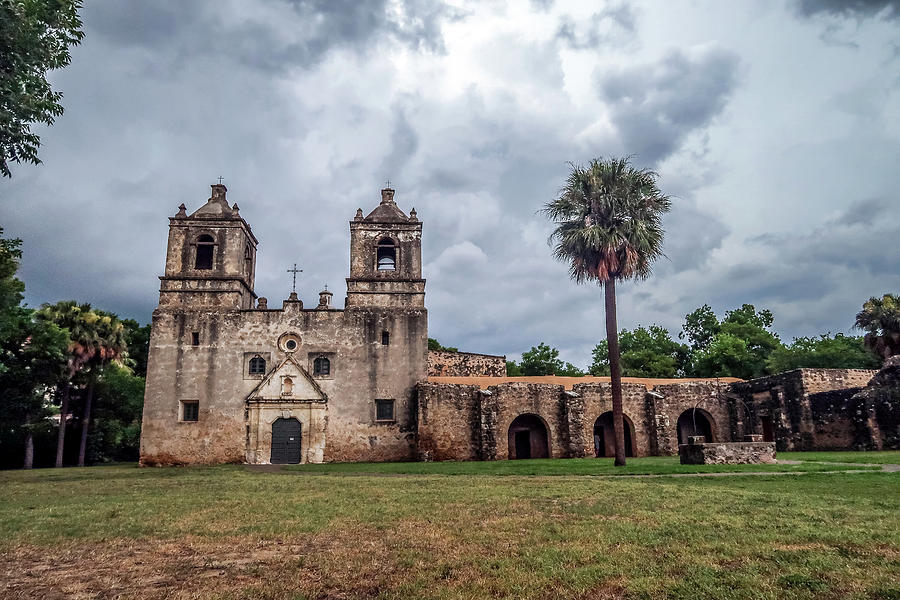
[3,0,899,366]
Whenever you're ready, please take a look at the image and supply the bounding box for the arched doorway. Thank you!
[677,408,715,445]
[508,414,549,459]
[271,418,302,464]
[593,412,635,457]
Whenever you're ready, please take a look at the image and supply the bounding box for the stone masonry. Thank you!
[428,350,507,377]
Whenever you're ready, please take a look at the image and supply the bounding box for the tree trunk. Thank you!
[605,280,627,466]
[78,381,94,467]
[55,383,70,468]
[24,411,34,470]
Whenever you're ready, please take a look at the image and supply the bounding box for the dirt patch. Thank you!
[1,532,400,600]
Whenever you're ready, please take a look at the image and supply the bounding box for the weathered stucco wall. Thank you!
[427,351,507,377]
[417,382,481,461]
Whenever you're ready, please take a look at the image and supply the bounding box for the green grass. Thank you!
[285,455,882,476]
[0,461,898,599]
[779,450,900,464]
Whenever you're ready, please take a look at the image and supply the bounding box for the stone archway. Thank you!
[270,418,302,464]
[593,412,635,457]
[508,414,550,459]
[677,408,715,445]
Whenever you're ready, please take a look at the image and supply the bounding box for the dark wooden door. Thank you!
[271,418,302,464]
[761,416,775,442]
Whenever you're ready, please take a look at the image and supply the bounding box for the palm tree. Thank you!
[855,294,900,361]
[77,310,127,466]
[36,301,99,467]
[544,157,671,466]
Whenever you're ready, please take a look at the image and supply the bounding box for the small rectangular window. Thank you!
[181,401,199,422]
[381,331,390,346]
[375,399,395,422]
[191,332,200,346]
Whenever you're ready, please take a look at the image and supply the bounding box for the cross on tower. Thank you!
[217,176,224,185]
[385,179,391,188]
[287,263,303,293]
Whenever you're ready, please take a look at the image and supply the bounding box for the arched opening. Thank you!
[313,356,330,376]
[248,355,266,375]
[593,412,635,457]
[677,408,715,444]
[195,234,214,270]
[376,237,396,271]
[271,418,301,464]
[244,245,252,276]
[507,414,549,459]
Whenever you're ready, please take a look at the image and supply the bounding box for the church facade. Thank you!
[140,184,427,465]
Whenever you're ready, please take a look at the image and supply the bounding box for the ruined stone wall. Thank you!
[729,369,878,451]
[416,383,480,461]
[798,369,875,394]
[572,382,652,457]
[649,381,738,455]
[427,351,507,377]
[480,383,568,460]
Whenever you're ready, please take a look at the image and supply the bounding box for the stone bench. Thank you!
[678,435,776,465]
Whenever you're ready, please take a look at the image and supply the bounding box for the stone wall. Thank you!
[650,381,740,455]
[417,382,480,461]
[572,382,653,457]
[427,350,507,377]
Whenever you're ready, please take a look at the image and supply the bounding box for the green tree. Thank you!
[76,309,127,467]
[0,229,68,468]
[519,342,564,375]
[121,319,151,378]
[427,337,458,353]
[684,304,781,379]
[679,304,719,351]
[1,0,84,177]
[89,362,144,463]
[855,294,900,361]
[515,343,585,376]
[35,300,99,467]
[590,325,690,378]
[766,334,881,372]
[544,157,671,466]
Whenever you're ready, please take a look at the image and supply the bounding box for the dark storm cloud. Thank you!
[793,0,900,20]
[88,0,454,73]
[556,3,636,50]
[596,47,741,164]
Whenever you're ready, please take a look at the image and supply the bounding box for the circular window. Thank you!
[278,333,302,352]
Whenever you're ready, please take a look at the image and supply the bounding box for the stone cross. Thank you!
[287,263,303,293]
[218,176,224,185]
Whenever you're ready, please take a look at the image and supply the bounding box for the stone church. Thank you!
[140,184,898,466]
[140,184,428,465]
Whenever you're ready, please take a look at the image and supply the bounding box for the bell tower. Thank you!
[159,183,258,310]
[345,187,425,308]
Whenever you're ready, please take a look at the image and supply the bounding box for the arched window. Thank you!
[376,237,396,271]
[195,234,214,270]
[313,356,330,376]
[248,355,266,375]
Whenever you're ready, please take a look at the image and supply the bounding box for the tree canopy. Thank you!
[855,294,900,360]
[590,325,690,378]
[0,0,84,177]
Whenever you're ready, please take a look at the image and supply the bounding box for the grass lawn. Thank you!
[285,455,883,476]
[0,457,897,600]
[779,450,900,465]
